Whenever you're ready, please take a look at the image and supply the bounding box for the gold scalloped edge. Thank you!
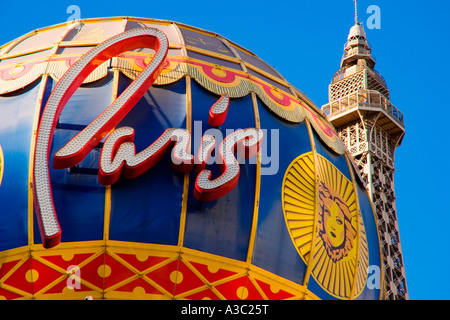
[111,57,187,85]
[47,59,109,84]
[0,63,47,94]
[187,64,306,124]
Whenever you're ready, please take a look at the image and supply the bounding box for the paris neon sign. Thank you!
[33,28,263,248]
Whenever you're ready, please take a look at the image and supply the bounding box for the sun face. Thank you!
[282,152,368,299]
[318,180,356,262]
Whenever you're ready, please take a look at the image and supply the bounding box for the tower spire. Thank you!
[321,4,408,299]
[340,11,375,71]
[354,0,359,25]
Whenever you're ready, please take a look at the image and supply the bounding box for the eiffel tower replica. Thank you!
[321,2,408,300]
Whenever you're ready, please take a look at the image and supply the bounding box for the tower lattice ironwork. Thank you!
[321,21,408,300]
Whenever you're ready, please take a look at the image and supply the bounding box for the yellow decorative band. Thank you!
[0,62,47,94]
[186,60,305,123]
[111,55,187,85]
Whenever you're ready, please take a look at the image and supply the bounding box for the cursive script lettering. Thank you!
[33,28,263,249]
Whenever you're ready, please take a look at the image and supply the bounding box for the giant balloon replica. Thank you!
[0,17,383,300]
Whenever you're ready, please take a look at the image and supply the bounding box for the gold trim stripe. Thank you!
[177,75,192,248]
[246,92,262,264]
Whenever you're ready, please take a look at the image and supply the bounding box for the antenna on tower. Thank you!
[353,0,359,25]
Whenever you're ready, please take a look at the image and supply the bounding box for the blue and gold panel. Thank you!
[0,79,41,250]
[353,180,384,300]
[298,128,374,300]
[183,80,256,261]
[47,74,115,243]
[109,74,187,245]
[252,96,311,285]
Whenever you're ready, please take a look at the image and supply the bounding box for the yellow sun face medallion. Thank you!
[282,152,369,299]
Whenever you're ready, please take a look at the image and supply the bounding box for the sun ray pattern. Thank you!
[282,152,368,299]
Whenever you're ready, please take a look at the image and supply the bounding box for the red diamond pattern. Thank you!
[80,253,135,290]
[0,249,303,300]
[3,258,61,294]
[215,275,264,300]
[146,259,205,296]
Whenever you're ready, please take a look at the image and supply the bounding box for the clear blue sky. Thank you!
[2,0,449,300]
